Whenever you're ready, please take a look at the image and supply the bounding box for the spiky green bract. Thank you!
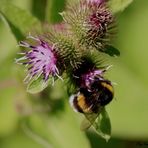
[42,23,85,71]
[45,31,83,70]
[56,36,83,70]
[61,0,116,55]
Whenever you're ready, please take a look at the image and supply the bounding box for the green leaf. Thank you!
[0,1,41,40]
[101,45,120,57]
[31,0,47,21]
[27,77,50,94]
[45,0,66,23]
[93,108,111,142]
[108,0,133,13]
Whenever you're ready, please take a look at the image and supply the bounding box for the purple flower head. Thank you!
[79,66,113,92]
[85,3,115,48]
[16,35,61,83]
[72,55,112,91]
[88,4,113,31]
[81,69,104,89]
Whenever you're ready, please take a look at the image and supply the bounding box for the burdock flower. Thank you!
[15,35,61,83]
[73,64,111,91]
[80,69,105,90]
[61,0,116,54]
[70,57,105,88]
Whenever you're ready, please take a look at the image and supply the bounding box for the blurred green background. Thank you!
[0,0,148,147]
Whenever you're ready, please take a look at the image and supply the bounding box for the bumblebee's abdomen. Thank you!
[77,94,94,113]
[72,93,96,113]
[70,80,114,114]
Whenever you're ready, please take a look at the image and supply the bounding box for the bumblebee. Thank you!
[70,78,114,113]
[69,78,114,129]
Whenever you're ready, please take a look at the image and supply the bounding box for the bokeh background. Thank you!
[0,0,148,147]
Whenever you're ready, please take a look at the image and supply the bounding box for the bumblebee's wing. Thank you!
[80,113,99,130]
[80,105,103,130]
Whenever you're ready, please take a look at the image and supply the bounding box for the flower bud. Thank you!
[45,26,83,70]
[61,0,116,53]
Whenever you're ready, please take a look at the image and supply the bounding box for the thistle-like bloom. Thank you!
[75,66,110,91]
[71,57,110,89]
[61,0,115,52]
[16,35,60,83]
[80,69,105,90]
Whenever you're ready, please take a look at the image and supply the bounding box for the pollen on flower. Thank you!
[15,35,61,83]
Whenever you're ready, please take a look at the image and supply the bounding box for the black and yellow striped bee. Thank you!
[70,78,114,130]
